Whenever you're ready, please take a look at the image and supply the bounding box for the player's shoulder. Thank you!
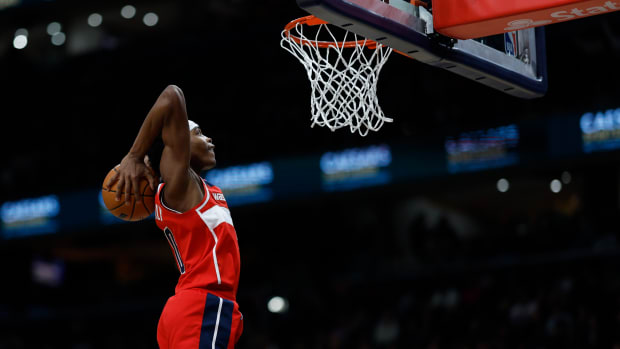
[203,179,223,193]
[203,179,228,204]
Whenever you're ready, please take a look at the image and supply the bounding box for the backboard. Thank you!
[295,0,548,99]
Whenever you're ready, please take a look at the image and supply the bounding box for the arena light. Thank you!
[267,296,289,314]
[46,22,61,35]
[550,179,562,193]
[51,32,66,46]
[87,13,103,27]
[32,259,65,287]
[121,5,136,19]
[13,34,27,49]
[15,28,28,37]
[561,171,571,184]
[496,178,510,193]
[0,0,19,11]
[143,12,159,26]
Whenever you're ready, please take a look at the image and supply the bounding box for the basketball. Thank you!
[101,165,155,221]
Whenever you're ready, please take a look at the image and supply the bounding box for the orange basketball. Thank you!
[101,165,155,221]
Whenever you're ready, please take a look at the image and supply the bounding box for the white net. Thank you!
[281,17,393,136]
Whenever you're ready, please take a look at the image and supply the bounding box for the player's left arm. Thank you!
[105,86,181,204]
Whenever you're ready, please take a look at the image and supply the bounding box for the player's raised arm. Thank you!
[106,85,192,206]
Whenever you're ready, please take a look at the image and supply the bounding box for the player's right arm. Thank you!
[106,85,194,207]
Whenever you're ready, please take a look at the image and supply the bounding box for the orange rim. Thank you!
[283,15,378,49]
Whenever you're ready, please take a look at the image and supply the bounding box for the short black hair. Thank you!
[146,137,165,182]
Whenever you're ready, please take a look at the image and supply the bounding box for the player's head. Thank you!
[188,120,216,172]
[145,120,215,179]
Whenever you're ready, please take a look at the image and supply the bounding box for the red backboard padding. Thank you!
[433,0,620,39]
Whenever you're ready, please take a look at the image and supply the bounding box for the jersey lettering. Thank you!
[213,192,226,202]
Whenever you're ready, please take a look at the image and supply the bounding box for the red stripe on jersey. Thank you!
[154,179,241,301]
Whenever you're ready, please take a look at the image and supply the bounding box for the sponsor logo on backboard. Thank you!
[504,1,620,31]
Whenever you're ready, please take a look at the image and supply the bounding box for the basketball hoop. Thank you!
[281,15,393,136]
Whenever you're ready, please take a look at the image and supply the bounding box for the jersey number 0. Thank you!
[164,227,186,274]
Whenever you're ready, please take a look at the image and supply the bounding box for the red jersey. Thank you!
[154,179,241,301]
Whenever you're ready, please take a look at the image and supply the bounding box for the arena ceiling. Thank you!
[0,0,618,200]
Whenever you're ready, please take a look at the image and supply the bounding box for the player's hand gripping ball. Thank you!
[102,165,155,221]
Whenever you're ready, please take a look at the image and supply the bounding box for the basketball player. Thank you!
[105,85,242,348]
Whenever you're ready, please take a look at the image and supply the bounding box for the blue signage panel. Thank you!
[445,124,520,173]
[7,104,620,240]
[320,144,392,192]
[0,195,60,238]
[580,107,620,153]
[205,162,275,206]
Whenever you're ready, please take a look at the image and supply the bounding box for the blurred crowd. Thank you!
[6,256,620,349]
[244,258,620,349]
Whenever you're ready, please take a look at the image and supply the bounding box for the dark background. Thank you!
[1,0,620,348]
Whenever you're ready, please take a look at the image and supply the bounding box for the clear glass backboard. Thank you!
[296,0,548,99]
